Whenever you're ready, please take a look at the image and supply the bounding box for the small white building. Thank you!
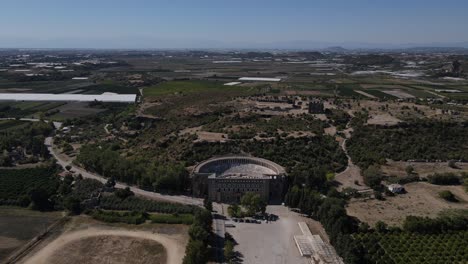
[388,184,404,193]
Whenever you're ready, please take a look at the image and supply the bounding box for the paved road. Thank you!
[45,137,203,207]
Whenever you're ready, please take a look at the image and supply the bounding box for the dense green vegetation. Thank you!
[150,213,194,225]
[182,209,213,264]
[0,166,59,208]
[0,120,54,166]
[76,143,189,193]
[354,231,467,264]
[227,192,267,217]
[203,113,326,137]
[355,214,468,264]
[99,195,199,214]
[348,121,468,169]
[185,136,347,190]
[427,172,462,185]
[144,80,248,97]
[90,210,148,224]
[325,109,352,129]
[89,209,193,225]
[285,187,363,264]
[76,134,346,194]
[0,102,67,119]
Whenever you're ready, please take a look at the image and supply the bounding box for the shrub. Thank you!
[439,190,458,202]
[99,195,199,214]
[90,210,147,225]
[427,173,461,185]
[150,213,193,225]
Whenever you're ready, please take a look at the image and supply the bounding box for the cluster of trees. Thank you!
[354,230,467,264]
[354,214,468,263]
[0,166,60,210]
[99,195,198,214]
[427,172,462,185]
[227,192,267,218]
[402,214,467,234]
[438,190,458,202]
[326,109,351,130]
[285,187,364,264]
[362,165,384,190]
[224,233,236,263]
[183,209,213,264]
[204,113,325,137]
[0,121,54,166]
[185,136,347,191]
[90,210,148,225]
[76,143,189,193]
[347,121,468,169]
[150,213,194,225]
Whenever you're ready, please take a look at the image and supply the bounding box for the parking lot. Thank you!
[225,205,325,264]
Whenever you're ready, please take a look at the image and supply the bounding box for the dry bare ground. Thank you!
[366,113,402,126]
[324,126,337,136]
[347,182,468,226]
[21,228,184,264]
[348,100,468,122]
[194,131,228,143]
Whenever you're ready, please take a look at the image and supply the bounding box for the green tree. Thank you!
[203,197,213,212]
[363,165,383,190]
[115,187,134,200]
[193,209,213,231]
[438,190,458,202]
[182,240,209,264]
[227,204,242,218]
[29,188,53,211]
[240,192,266,216]
[64,196,82,215]
[224,240,235,263]
[188,225,210,242]
[375,221,388,233]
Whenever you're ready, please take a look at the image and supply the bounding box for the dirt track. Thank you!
[22,229,184,264]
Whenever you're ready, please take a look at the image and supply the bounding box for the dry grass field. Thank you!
[43,235,166,264]
[347,182,468,226]
[347,99,468,122]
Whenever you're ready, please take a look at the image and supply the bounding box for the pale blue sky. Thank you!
[1,0,468,49]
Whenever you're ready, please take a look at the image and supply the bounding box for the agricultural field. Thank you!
[0,120,30,131]
[354,231,467,264]
[0,207,62,261]
[143,80,251,97]
[3,50,468,264]
[0,167,59,206]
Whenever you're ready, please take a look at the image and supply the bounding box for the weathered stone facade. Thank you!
[193,156,287,204]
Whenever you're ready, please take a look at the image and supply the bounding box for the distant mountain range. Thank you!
[1,37,468,53]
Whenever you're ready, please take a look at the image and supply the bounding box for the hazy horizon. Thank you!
[1,0,468,49]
